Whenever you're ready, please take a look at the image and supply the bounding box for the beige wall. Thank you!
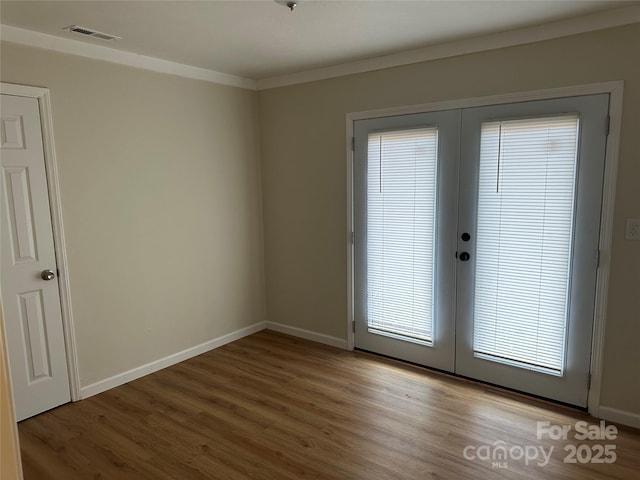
[258,24,640,415]
[1,306,23,480]
[0,23,637,419]
[0,42,265,387]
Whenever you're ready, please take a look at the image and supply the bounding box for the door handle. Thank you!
[41,269,56,281]
[459,252,470,262]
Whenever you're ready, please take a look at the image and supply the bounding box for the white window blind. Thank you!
[367,127,438,344]
[473,115,579,374]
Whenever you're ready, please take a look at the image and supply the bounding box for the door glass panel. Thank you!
[472,115,579,374]
[366,127,438,344]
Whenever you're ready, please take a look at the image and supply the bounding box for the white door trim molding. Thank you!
[587,82,624,418]
[0,304,24,479]
[0,82,81,402]
[346,80,624,417]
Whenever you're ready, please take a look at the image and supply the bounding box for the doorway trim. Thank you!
[1,82,81,402]
[346,81,624,417]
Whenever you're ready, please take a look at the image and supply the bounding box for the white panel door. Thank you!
[1,93,70,420]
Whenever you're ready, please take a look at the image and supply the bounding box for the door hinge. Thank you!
[587,372,592,390]
[351,136,355,151]
[352,321,356,333]
[595,249,601,269]
[351,231,355,244]
[605,115,610,136]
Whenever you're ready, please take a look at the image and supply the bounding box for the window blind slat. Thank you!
[367,128,438,343]
[472,115,579,373]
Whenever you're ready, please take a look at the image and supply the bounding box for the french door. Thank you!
[353,94,609,407]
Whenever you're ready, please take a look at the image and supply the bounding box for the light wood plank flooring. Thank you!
[18,330,640,479]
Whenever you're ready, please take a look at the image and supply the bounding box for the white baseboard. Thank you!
[265,321,348,350]
[79,320,348,400]
[79,321,266,399]
[598,406,640,429]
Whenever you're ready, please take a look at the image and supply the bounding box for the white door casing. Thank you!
[1,93,71,420]
[347,82,623,416]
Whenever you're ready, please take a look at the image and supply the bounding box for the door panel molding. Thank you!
[0,82,80,402]
[346,81,624,415]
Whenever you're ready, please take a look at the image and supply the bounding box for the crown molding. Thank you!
[257,5,640,90]
[0,24,257,90]
[2,5,638,92]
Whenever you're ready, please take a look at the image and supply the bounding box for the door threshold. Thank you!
[354,347,588,414]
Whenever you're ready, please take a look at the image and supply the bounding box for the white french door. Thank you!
[353,94,609,406]
[353,110,459,372]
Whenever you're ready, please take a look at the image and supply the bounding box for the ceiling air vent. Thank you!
[63,25,122,41]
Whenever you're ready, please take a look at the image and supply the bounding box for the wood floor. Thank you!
[18,330,640,479]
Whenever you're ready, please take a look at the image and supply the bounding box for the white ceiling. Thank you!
[0,0,637,81]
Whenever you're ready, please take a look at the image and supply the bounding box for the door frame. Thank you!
[346,81,624,417]
[0,82,81,402]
